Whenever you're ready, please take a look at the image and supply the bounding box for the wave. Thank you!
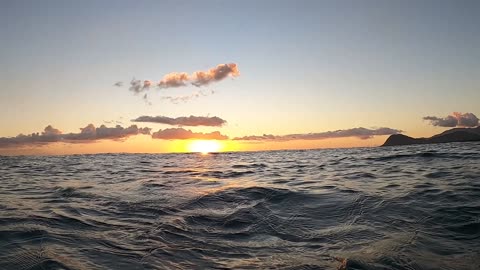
[0,142,479,269]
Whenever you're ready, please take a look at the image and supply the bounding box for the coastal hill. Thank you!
[382,126,480,147]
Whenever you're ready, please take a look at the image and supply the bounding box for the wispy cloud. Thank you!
[128,79,150,94]
[0,124,151,148]
[151,128,228,140]
[423,112,479,127]
[142,93,152,106]
[132,115,226,127]
[160,89,215,104]
[234,127,402,141]
[104,118,124,125]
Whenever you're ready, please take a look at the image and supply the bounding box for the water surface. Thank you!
[1,142,479,269]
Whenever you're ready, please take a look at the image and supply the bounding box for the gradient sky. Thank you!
[1,0,479,155]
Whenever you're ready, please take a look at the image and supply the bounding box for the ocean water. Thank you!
[0,142,479,270]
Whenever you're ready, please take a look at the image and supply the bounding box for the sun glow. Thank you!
[188,140,222,154]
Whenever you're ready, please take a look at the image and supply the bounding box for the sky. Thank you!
[1,0,479,155]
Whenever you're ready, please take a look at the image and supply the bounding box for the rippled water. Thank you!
[0,142,479,270]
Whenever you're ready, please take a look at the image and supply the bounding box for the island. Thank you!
[382,126,480,147]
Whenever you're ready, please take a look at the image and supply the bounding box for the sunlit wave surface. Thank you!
[0,142,479,269]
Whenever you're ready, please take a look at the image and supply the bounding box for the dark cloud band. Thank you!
[0,124,151,148]
[234,127,402,141]
[423,112,479,127]
[132,115,226,127]
[152,128,228,140]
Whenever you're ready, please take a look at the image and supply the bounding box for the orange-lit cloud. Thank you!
[234,127,402,141]
[117,63,239,95]
[151,128,228,140]
[132,115,226,127]
[158,73,190,88]
[0,124,151,148]
[423,112,479,127]
[143,80,154,89]
[191,63,239,87]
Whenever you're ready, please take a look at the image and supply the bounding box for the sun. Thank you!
[188,140,222,154]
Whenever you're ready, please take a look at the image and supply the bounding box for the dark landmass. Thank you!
[382,126,480,147]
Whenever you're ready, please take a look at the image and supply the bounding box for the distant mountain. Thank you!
[382,126,480,147]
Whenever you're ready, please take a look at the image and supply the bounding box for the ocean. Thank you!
[0,142,479,270]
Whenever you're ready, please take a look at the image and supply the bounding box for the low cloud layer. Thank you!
[234,127,401,141]
[152,128,228,140]
[0,124,229,148]
[1,124,401,149]
[0,124,151,148]
[132,115,226,127]
[118,63,239,95]
[423,112,479,127]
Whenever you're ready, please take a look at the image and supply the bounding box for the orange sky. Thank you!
[0,135,393,156]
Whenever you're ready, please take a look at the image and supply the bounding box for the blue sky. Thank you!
[1,0,479,153]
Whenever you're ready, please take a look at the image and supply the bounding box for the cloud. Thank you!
[104,119,124,125]
[44,125,62,135]
[118,63,239,94]
[129,79,152,94]
[160,89,215,104]
[132,115,227,127]
[151,128,228,140]
[62,124,151,141]
[233,127,402,141]
[143,93,152,106]
[0,124,151,148]
[423,112,479,127]
[158,73,190,88]
[191,63,239,87]
[423,116,457,127]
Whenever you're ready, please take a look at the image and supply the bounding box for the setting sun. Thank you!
[188,140,222,154]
